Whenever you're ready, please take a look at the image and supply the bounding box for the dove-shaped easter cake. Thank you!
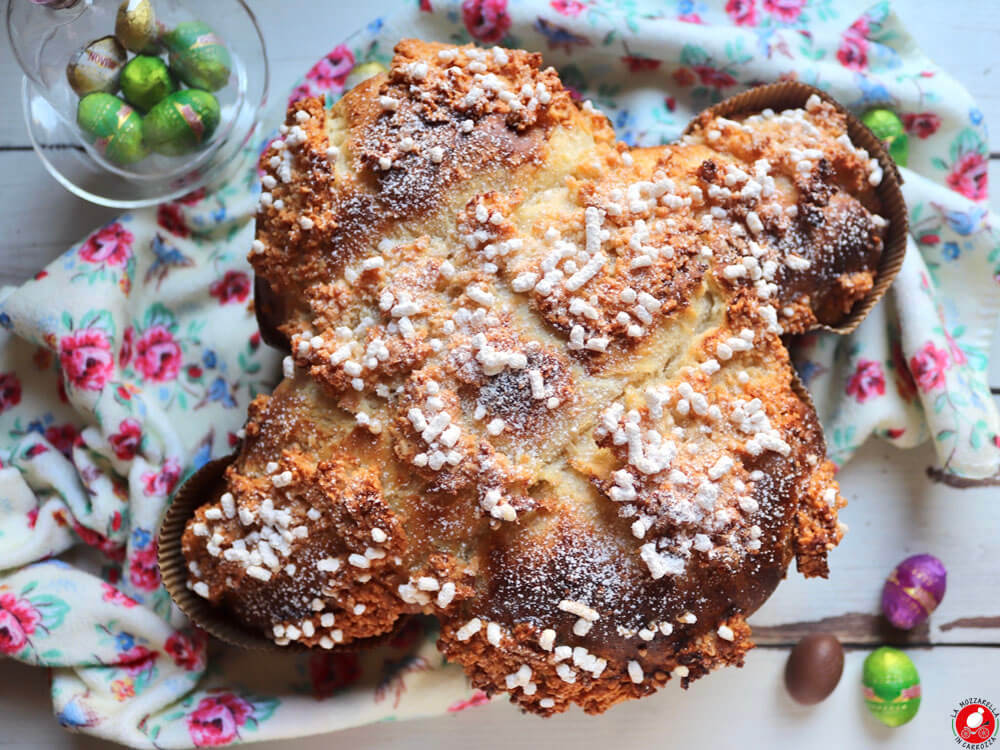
[174,39,904,716]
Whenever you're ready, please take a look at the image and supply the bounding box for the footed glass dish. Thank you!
[6,0,268,207]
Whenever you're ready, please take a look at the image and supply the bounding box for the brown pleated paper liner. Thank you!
[253,276,291,353]
[158,453,408,651]
[789,369,815,414]
[684,80,908,335]
[157,454,289,650]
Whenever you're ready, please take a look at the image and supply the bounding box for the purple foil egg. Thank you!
[882,554,947,630]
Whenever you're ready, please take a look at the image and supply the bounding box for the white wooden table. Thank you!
[1,1,999,748]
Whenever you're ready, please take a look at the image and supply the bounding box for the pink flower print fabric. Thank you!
[0,1,997,746]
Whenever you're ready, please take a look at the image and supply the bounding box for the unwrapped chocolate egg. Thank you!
[784,633,844,705]
[143,89,220,156]
[115,0,159,54]
[862,647,921,727]
[121,55,175,112]
[343,61,388,92]
[66,36,126,96]
[77,92,147,165]
[164,21,231,91]
[882,554,946,630]
[862,108,909,167]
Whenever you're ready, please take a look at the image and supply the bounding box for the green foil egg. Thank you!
[120,56,176,112]
[163,21,232,91]
[862,647,921,727]
[862,108,909,168]
[66,36,127,97]
[143,89,221,156]
[115,0,159,54]
[343,61,389,92]
[76,92,148,165]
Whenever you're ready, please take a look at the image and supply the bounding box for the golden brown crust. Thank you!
[181,39,889,715]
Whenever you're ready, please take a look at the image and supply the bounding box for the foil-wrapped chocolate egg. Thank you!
[143,89,220,156]
[784,634,844,705]
[862,108,909,167]
[163,21,231,91]
[862,647,921,727]
[121,55,176,112]
[115,0,159,54]
[76,92,147,165]
[66,36,127,97]
[343,61,389,92]
[882,554,947,630]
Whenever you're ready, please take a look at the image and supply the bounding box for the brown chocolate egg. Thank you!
[784,633,844,705]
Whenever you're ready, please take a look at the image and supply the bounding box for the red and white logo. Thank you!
[953,699,998,747]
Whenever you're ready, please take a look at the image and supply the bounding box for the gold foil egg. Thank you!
[343,61,388,92]
[66,36,127,97]
[115,0,159,54]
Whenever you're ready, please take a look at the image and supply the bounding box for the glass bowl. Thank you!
[7,0,269,207]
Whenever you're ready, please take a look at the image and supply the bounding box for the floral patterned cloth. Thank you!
[1,0,998,747]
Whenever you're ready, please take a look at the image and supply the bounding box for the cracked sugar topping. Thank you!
[182,38,888,717]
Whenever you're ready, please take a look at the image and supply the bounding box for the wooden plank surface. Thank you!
[1,642,996,750]
[1,2,999,749]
